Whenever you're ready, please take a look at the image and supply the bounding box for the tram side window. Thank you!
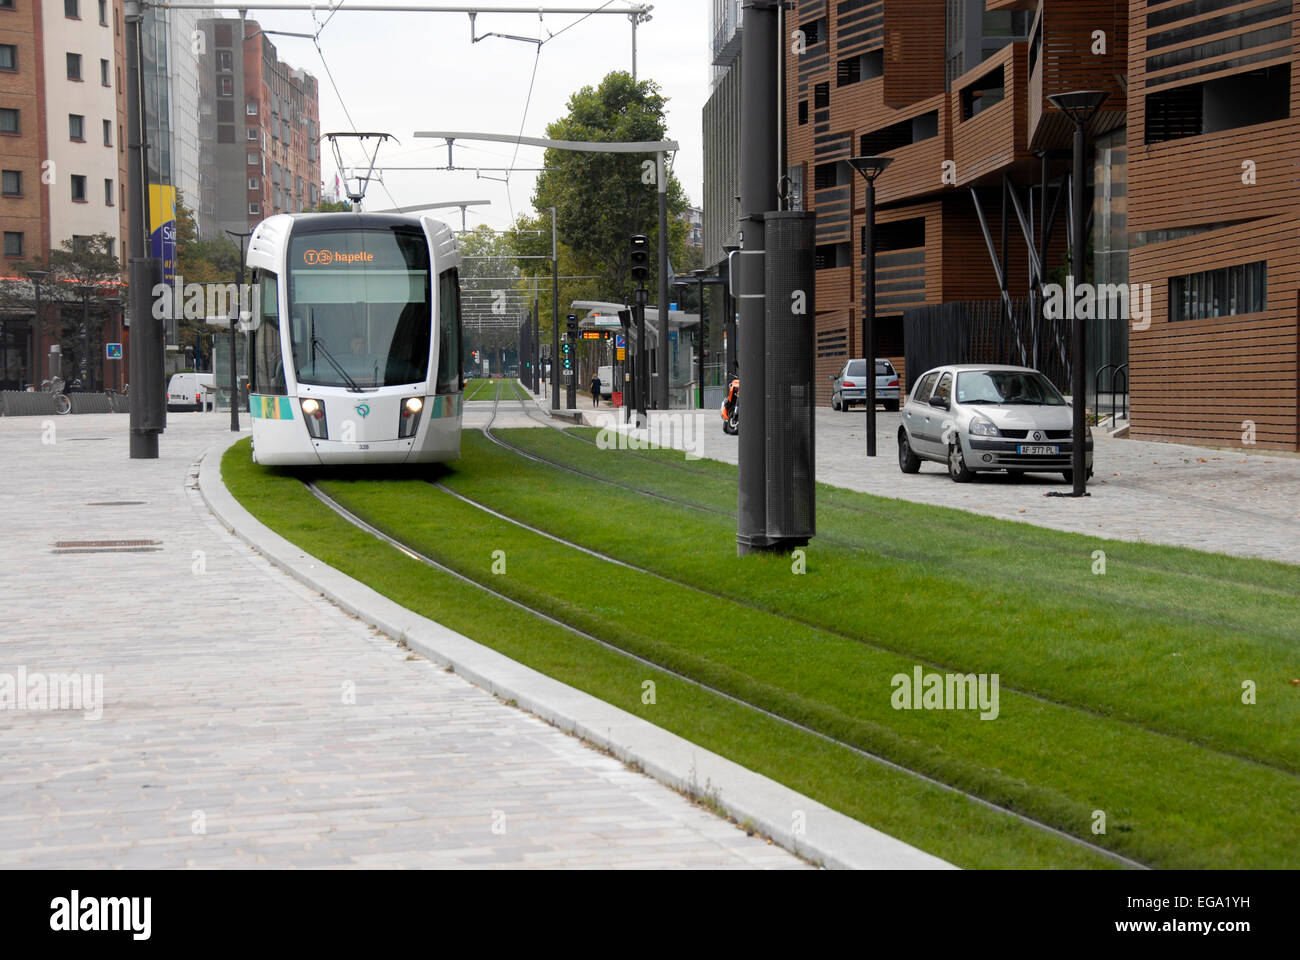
[254,271,287,395]
[436,269,462,394]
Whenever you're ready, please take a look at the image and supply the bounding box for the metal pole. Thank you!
[656,151,670,410]
[533,292,540,393]
[80,292,90,389]
[635,287,648,426]
[126,0,161,459]
[736,0,779,554]
[864,176,877,457]
[1071,122,1087,496]
[696,273,704,409]
[29,278,42,389]
[631,12,638,81]
[550,206,560,410]
[226,230,252,431]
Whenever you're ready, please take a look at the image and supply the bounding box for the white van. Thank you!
[594,365,613,398]
[167,372,215,411]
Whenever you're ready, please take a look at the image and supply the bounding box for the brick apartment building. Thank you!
[197,18,321,241]
[1,0,129,390]
[777,0,1299,451]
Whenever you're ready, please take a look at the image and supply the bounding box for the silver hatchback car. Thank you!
[897,364,1093,484]
[830,358,900,411]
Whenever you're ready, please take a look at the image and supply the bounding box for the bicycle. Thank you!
[40,377,76,416]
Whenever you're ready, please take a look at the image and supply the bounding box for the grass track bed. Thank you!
[222,439,1115,868]
[224,421,1300,868]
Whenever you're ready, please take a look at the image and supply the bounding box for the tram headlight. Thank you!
[398,396,424,439]
[300,397,328,440]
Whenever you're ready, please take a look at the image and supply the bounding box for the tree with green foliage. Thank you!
[528,72,690,308]
[173,197,242,369]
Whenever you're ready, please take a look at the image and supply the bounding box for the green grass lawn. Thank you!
[221,424,1300,869]
[463,378,498,401]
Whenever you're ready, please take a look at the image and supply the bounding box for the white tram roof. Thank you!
[247,212,460,274]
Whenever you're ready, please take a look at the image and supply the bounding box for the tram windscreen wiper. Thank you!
[310,336,364,392]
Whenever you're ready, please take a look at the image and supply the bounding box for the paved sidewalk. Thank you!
[589,409,1300,565]
[0,412,802,868]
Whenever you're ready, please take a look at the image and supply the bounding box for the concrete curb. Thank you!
[198,432,953,870]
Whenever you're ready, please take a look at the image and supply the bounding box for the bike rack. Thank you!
[1093,362,1129,427]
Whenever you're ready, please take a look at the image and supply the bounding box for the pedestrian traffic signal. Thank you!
[629,235,650,284]
[561,342,573,372]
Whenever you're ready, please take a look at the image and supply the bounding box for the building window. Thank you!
[0,45,16,72]
[247,152,259,166]
[3,231,22,257]
[814,82,830,110]
[798,18,825,46]
[961,66,1005,120]
[0,0,14,9]
[65,0,79,18]
[248,177,259,190]
[246,127,259,141]
[69,114,84,141]
[1145,65,1290,144]
[67,53,82,81]
[102,119,111,145]
[217,124,235,144]
[101,59,110,85]
[218,50,232,72]
[2,169,20,196]
[797,100,808,125]
[219,76,233,97]
[1169,260,1267,321]
[104,178,113,204]
[246,102,257,115]
[71,174,86,201]
[249,202,259,215]
[0,109,18,135]
[98,0,106,24]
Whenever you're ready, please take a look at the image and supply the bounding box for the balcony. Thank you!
[1026,0,1128,151]
[949,42,1033,188]
[711,0,742,69]
[853,93,950,207]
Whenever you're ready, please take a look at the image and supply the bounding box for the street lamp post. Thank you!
[225,230,253,432]
[74,283,95,391]
[26,270,48,390]
[844,156,894,457]
[1047,91,1108,497]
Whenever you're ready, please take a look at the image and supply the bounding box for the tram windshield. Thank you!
[287,226,431,389]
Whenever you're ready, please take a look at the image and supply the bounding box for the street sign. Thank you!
[616,335,626,349]
[617,347,626,362]
[105,343,123,360]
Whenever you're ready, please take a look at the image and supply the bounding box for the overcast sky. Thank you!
[243,0,709,231]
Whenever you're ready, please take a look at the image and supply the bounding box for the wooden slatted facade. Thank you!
[1127,0,1300,449]
[781,0,1299,447]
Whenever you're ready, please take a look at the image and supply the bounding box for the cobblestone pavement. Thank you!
[0,412,802,868]
[592,408,1300,565]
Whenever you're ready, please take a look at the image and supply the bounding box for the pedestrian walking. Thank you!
[590,373,602,407]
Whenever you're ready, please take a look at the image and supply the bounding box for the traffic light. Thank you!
[561,342,573,373]
[629,234,650,285]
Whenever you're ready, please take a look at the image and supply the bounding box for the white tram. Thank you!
[243,213,463,466]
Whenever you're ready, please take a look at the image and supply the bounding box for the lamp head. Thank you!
[843,156,894,183]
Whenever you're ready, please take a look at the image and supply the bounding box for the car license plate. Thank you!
[1018,444,1059,455]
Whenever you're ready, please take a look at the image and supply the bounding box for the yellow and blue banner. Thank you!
[148,184,177,283]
